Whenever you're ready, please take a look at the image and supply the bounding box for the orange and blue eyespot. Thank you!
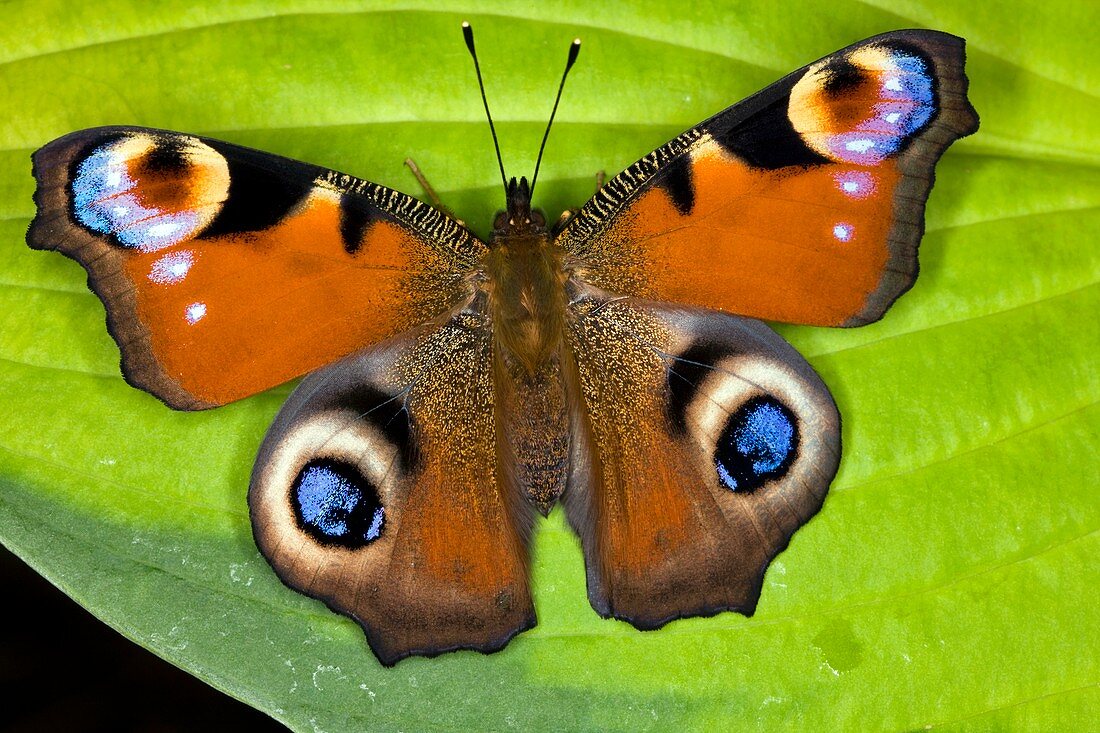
[70,134,229,251]
[829,52,933,163]
[790,44,937,166]
[72,142,199,249]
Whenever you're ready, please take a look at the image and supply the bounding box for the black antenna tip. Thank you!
[462,21,475,54]
[567,38,581,68]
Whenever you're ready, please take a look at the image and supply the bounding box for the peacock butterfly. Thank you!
[27,24,978,665]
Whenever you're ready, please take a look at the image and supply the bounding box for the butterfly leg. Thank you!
[553,171,607,229]
[404,158,466,226]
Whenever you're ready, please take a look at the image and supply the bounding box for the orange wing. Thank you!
[28,127,485,408]
[557,30,979,327]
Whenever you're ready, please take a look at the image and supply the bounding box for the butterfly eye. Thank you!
[714,396,799,492]
[292,458,385,547]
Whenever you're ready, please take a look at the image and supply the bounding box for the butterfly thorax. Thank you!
[484,177,566,374]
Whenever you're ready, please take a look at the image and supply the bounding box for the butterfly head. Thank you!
[492,176,547,238]
[464,22,575,244]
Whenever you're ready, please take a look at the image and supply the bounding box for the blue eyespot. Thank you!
[715,396,799,493]
[292,459,384,547]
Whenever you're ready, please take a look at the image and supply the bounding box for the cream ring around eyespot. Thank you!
[683,354,839,515]
[251,409,409,580]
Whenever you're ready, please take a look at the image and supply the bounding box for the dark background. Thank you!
[1,544,286,732]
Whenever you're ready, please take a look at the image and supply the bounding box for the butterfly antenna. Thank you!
[530,37,581,197]
[463,22,508,195]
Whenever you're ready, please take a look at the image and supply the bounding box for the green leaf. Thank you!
[1,1,1097,730]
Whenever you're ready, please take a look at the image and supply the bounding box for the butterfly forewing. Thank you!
[28,126,485,408]
[557,30,978,327]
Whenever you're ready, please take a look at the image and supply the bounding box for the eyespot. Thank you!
[70,133,229,250]
[714,396,799,492]
[291,458,385,547]
[788,43,936,164]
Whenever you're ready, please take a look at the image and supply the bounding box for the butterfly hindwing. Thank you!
[562,286,840,626]
[249,300,535,665]
[558,30,979,327]
[28,126,485,408]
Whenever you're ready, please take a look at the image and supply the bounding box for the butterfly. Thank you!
[26,26,977,666]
